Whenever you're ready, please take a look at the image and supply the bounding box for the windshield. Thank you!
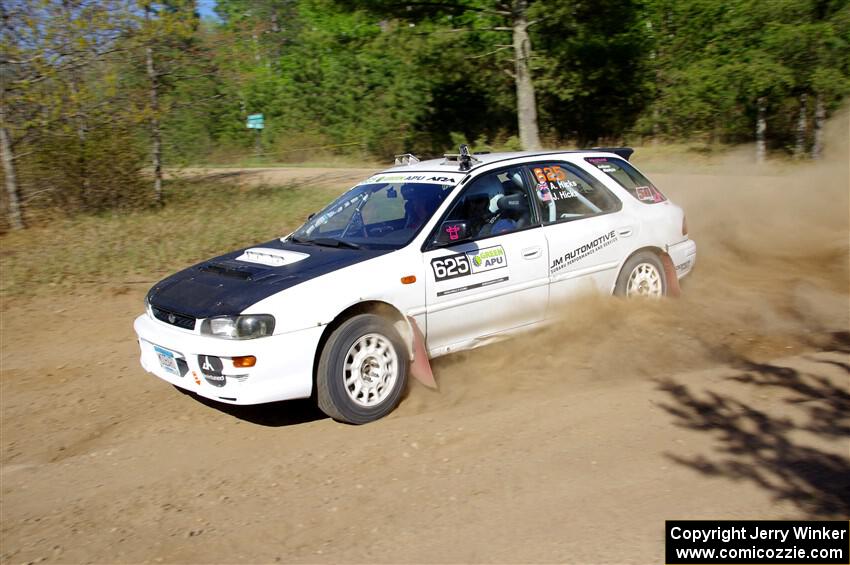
[290,180,455,250]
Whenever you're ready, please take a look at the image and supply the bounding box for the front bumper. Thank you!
[668,238,697,278]
[134,314,324,405]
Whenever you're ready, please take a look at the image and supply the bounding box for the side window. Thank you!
[584,157,667,204]
[527,162,621,224]
[442,166,535,240]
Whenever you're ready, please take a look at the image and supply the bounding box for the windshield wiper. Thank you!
[311,237,361,250]
[289,235,314,245]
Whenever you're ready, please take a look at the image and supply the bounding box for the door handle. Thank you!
[618,227,634,237]
[522,246,542,259]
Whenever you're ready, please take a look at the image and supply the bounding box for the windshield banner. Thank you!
[358,173,465,186]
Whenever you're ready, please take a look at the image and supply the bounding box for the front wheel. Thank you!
[615,251,667,298]
[316,314,409,424]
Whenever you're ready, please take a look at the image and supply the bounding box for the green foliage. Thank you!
[531,0,651,144]
[642,0,850,144]
[0,178,340,295]
[2,0,849,230]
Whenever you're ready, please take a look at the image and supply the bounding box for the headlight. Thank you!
[200,315,275,340]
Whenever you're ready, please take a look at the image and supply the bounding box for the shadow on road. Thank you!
[179,389,328,427]
[656,336,850,518]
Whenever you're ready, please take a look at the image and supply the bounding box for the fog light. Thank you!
[232,355,256,368]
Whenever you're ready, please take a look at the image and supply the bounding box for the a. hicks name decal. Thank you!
[532,165,595,203]
[431,245,508,282]
[550,231,618,274]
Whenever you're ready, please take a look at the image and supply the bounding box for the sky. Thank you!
[197,0,218,20]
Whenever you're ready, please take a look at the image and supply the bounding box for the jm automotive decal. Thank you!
[431,245,508,282]
[550,231,618,274]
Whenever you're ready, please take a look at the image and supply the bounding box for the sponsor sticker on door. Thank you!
[431,245,508,282]
[467,246,507,274]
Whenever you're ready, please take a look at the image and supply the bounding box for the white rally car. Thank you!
[134,147,696,424]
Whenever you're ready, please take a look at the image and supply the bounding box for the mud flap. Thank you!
[660,254,681,298]
[407,316,437,389]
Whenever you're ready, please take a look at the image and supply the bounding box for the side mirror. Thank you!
[307,212,316,221]
[435,220,469,246]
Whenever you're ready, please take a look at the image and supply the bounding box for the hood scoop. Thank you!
[200,262,257,280]
[235,247,310,267]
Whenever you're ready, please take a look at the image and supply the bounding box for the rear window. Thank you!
[527,162,621,224]
[585,157,667,204]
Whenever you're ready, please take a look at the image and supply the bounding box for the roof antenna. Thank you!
[440,144,481,169]
[458,144,472,171]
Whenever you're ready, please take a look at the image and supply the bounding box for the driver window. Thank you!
[443,166,534,240]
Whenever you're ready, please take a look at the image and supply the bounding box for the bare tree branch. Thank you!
[471,45,512,58]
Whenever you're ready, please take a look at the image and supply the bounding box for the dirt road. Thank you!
[173,166,378,190]
[2,132,849,562]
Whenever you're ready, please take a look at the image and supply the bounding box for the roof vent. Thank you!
[394,153,420,166]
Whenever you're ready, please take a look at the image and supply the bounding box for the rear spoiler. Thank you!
[590,147,634,161]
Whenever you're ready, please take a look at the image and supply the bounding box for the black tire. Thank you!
[316,314,409,424]
[614,251,667,297]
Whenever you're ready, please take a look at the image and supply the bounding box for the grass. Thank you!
[0,139,797,300]
[0,178,344,298]
[188,158,384,169]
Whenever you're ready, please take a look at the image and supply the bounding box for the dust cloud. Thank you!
[402,111,849,414]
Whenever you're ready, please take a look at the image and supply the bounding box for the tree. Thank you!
[135,0,200,204]
[344,0,543,150]
[0,2,28,229]
[530,0,649,145]
[1,0,131,227]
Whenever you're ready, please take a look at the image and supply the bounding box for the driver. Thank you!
[402,185,441,231]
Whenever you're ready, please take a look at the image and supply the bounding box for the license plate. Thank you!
[154,345,179,376]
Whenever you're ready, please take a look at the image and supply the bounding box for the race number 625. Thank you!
[432,254,470,281]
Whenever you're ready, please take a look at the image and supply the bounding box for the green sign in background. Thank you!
[246,114,264,129]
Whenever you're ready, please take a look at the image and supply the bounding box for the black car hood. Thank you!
[147,239,389,319]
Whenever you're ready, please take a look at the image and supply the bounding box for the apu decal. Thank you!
[431,245,508,282]
[467,246,507,273]
[359,174,461,186]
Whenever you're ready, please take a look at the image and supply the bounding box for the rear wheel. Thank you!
[316,314,409,424]
[615,251,667,298]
